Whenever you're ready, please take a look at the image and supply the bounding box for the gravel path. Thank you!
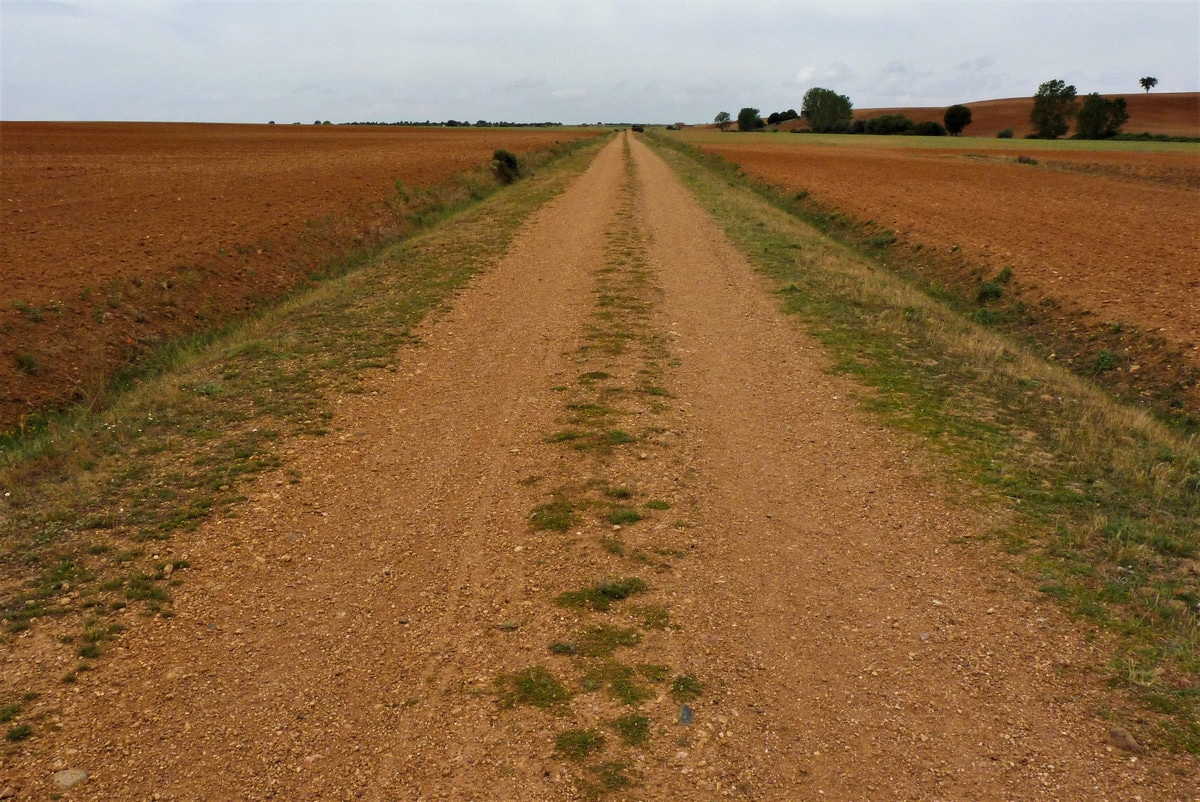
[5,132,1195,800]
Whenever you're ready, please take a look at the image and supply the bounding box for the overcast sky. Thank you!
[2,0,1196,124]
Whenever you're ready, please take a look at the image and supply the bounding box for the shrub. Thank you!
[492,150,521,185]
[909,120,948,136]
[15,353,41,375]
[1093,350,1118,373]
[997,128,1014,138]
[977,281,1004,303]
[864,114,913,135]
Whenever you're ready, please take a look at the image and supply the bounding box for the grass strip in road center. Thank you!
[506,138,704,799]
[644,132,1200,753]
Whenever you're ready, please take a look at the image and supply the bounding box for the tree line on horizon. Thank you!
[715,75,1169,140]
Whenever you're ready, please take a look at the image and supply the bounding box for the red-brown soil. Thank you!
[0,123,601,433]
[686,135,1200,407]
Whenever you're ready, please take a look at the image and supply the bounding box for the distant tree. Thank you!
[737,107,765,131]
[714,111,732,131]
[1139,76,1158,93]
[1075,93,1129,139]
[943,104,972,136]
[910,120,948,136]
[801,87,853,133]
[1030,79,1078,139]
[767,109,799,126]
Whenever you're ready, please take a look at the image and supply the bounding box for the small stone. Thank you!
[0,787,16,799]
[679,704,693,725]
[52,769,89,789]
[1108,727,1146,754]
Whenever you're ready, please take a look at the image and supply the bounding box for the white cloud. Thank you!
[1,0,1196,123]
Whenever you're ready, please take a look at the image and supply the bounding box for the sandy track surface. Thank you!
[4,133,1195,800]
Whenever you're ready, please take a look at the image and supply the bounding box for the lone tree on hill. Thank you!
[714,111,732,131]
[1075,93,1129,139]
[1139,76,1158,93]
[943,104,972,136]
[737,107,765,131]
[801,87,853,133]
[1031,79,1078,139]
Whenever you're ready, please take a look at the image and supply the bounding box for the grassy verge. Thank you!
[644,132,1200,752]
[0,136,610,709]
[661,131,1200,433]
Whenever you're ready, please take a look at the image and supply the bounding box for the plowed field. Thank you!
[679,132,1200,412]
[0,123,601,432]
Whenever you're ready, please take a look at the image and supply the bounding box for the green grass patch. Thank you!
[495,666,572,711]
[576,625,642,657]
[530,499,576,532]
[670,673,704,702]
[555,728,606,760]
[556,577,648,612]
[605,508,642,526]
[608,713,650,746]
[5,724,32,742]
[582,661,654,706]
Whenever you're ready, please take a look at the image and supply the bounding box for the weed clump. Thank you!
[576,625,641,657]
[976,281,1004,304]
[5,724,32,742]
[670,674,704,702]
[530,499,575,531]
[608,713,650,746]
[493,150,521,185]
[556,577,648,611]
[555,728,605,760]
[495,666,571,710]
[606,508,642,526]
[582,661,654,705]
[1092,349,1118,373]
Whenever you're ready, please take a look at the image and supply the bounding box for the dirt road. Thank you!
[5,133,1195,800]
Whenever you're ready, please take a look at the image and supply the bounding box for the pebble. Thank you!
[0,788,15,799]
[52,769,89,789]
[679,704,694,725]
